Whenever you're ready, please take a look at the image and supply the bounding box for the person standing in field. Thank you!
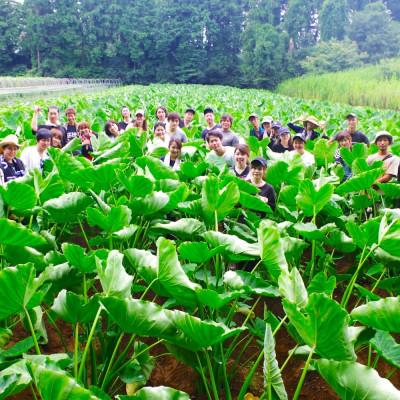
[31,105,66,137]
[180,108,195,128]
[231,144,250,179]
[268,121,282,148]
[288,115,322,141]
[334,131,353,181]
[330,113,370,145]
[248,114,264,140]
[63,107,79,144]
[270,127,294,153]
[201,107,221,140]
[166,112,188,143]
[104,120,120,141]
[205,130,235,170]
[367,131,399,183]
[261,116,273,140]
[220,114,239,146]
[290,134,315,167]
[118,106,132,132]
[247,157,276,209]
[20,128,51,172]
[0,135,25,186]
[148,123,170,152]
[127,109,148,135]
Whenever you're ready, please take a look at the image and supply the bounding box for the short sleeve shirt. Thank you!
[367,153,400,177]
[206,146,235,170]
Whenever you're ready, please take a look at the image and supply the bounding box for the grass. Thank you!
[276,58,400,110]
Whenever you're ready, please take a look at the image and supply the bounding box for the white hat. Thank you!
[135,109,145,116]
[261,116,273,125]
[0,134,21,151]
[374,131,393,145]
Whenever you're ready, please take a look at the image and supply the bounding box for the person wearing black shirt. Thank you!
[288,115,323,141]
[31,105,66,138]
[63,107,78,144]
[247,157,276,210]
[329,113,369,145]
[179,108,195,128]
[231,144,250,179]
[0,135,25,186]
[271,127,294,153]
[201,107,221,140]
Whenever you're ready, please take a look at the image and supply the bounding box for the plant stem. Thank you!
[237,349,264,400]
[220,342,232,400]
[292,346,315,400]
[204,349,219,399]
[280,344,299,373]
[196,352,212,400]
[309,239,316,280]
[74,323,79,378]
[78,218,92,250]
[100,333,124,390]
[45,309,68,352]
[83,273,88,303]
[78,306,102,381]
[30,383,39,400]
[24,307,41,355]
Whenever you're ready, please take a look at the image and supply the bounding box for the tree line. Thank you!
[1,0,400,88]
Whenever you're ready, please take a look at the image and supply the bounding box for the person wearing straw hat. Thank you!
[367,131,399,183]
[0,135,25,186]
[288,115,323,141]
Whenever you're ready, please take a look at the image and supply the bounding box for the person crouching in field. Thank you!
[161,139,182,171]
[247,157,276,210]
[334,131,353,181]
[367,131,399,183]
[232,144,250,179]
[290,134,315,167]
[148,123,169,152]
[205,130,235,171]
[270,127,294,153]
[0,135,25,186]
[20,128,51,172]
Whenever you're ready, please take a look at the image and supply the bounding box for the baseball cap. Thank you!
[292,133,306,143]
[250,157,268,168]
[346,113,357,120]
[261,116,273,125]
[135,109,145,116]
[278,127,290,136]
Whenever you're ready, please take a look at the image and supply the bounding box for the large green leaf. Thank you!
[70,163,118,191]
[178,241,225,263]
[87,205,132,234]
[263,323,288,400]
[335,168,383,195]
[97,250,133,298]
[101,297,244,350]
[313,139,336,168]
[296,180,334,217]
[283,293,356,361]
[278,268,308,308]
[314,359,400,400]
[0,264,40,320]
[0,359,32,399]
[351,297,400,333]
[138,156,179,180]
[51,290,99,324]
[130,192,169,216]
[239,192,272,213]
[62,243,96,273]
[370,330,400,369]
[118,174,154,198]
[43,192,93,223]
[258,220,288,282]
[117,386,190,400]
[152,218,206,239]
[0,181,37,211]
[379,220,400,258]
[0,219,46,247]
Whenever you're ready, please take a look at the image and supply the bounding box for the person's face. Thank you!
[66,112,76,124]
[235,150,248,166]
[3,145,18,162]
[249,117,258,127]
[79,127,91,139]
[205,112,214,125]
[169,118,179,130]
[154,126,165,139]
[221,118,231,131]
[122,107,130,119]
[169,142,181,158]
[280,133,289,143]
[38,138,51,151]
[110,123,119,135]
[136,114,144,123]
[157,108,166,120]
[208,136,223,151]
[376,137,390,151]
[271,127,279,137]
[51,136,62,148]
[293,139,304,151]
[48,109,59,123]
[251,164,265,179]
[347,117,357,130]
[185,111,194,122]
[262,122,271,132]
[339,137,351,148]
[306,122,316,131]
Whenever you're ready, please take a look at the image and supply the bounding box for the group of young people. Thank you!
[0,105,398,210]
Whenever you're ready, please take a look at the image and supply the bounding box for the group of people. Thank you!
[0,104,399,210]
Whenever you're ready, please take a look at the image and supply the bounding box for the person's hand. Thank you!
[33,105,41,114]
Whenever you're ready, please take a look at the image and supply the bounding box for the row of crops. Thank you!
[0,85,399,399]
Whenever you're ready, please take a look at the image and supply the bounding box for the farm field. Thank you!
[276,58,400,110]
[0,84,400,400]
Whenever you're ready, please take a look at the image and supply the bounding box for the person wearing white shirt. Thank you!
[20,128,51,172]
[290,134,315,167]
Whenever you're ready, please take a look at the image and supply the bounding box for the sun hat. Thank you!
[304,116,320,128]
[261,116,273,125]
[248,113,258,121]
[250,157,268,168]
[135,109,145,116]
[0,134,21,150]
[374,131,393,145]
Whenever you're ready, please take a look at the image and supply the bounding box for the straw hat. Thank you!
[304,116,321,128]
[0,134,21,153]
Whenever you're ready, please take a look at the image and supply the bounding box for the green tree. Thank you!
[347,1,400,61]
[319,0,348,41]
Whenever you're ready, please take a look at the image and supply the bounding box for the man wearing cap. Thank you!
[367,131,399,183]
[127,109,148,134]
[20,128,51,172]
[201,108,221,140]
[249,114,264,140]
[331,114,369,145]
[179,108,195,129]
[247,157,276,209]
[267,121,282,148]
[205,130,235,171]
[271,127,294,153]
[0,135,25,186]
[288,115,322,141]
[220,114,240,146]
[290,134,315,167]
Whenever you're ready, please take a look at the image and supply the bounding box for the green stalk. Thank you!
[30,383,39,400]
[74,323,79,378]
[204,349,219,399]
[220,342,232,400]
[100,333,124,390]
[24,307,41,355]
[237,349,264,400]
[78,306,102,381]
[78,218,92,250]
[280,344,299,373]
[196,352,212,400]
[45,309,68,352]
[214,210,219,232]
[292,346,315,400]
[83,273,88,303]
